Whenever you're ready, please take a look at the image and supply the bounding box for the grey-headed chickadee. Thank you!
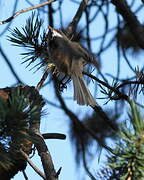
[47,26,97,106]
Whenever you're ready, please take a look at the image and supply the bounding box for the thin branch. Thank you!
[45,98,61,108]
[0,0,56,25]
[83,71,129,101]
[20,149,46,180]
[0,45,23,84]
[117,80,144,89]
[55,167,62,178]
[66,0,90,36]
[91,105,118,132]
[48,3,54,27]
[42,133,66,140]
[81,143,96,180]
[22,170,28,180]
[97,1,109,57]
[36,70,49,90]
[106,73,137,82]
[0,0,18,36]
[121,46,135,73]
[53,77,114,153]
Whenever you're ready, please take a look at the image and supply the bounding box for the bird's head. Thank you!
[47,26,70,51]
[47,26,63,49]
[48,26,63,39]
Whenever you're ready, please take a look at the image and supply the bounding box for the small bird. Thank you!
[47,26,97,106]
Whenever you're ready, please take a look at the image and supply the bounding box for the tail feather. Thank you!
[73,75,86,104]
[72,73,96,106]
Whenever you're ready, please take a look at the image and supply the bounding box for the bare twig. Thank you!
[66,0,90,36]
[117,80,144,89]
[0,0,56,25]
[0,45,23,83]
[20,149,46,180]
[121,46,135,73]
[42,133,66,140]
[83,71,129,101]
[45,98,61,108]
[0,0,18,36]
[81,143,96,180]
[22,170,28,180]
[55,167,62,178]
[36,70,50,90]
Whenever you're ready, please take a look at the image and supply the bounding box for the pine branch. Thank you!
[96,101,144,179]
[0,86,45,179]
[8,13,48,70]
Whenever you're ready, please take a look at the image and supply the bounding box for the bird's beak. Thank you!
[48,26,54,33]
[48,26,51,29]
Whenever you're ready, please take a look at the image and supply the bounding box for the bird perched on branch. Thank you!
[47,26,97,106]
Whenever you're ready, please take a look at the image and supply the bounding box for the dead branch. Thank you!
[20,149,46,180]
[66,0,90,36]
[42,133,66,140]
[33,133,58,180]
[0,0,56,25]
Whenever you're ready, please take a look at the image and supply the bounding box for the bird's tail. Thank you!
[71,73,96,106]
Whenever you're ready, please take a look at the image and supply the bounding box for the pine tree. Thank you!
[0,0,144,180]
